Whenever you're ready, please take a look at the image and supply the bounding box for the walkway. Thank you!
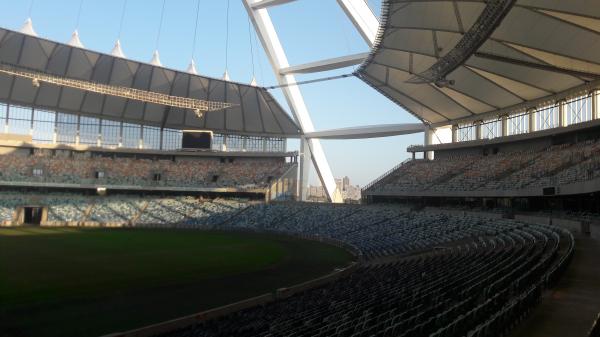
[511,235,600,337]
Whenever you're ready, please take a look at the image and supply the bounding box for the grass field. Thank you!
[0,227,354,337]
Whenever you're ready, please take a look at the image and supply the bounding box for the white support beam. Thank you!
[244,0,340,203]
[424,128,433,160]
[336,0,379,47]
[279,52,368,75]
[304,123,425,139]
[251,0,297,10]
[593,90,599,120]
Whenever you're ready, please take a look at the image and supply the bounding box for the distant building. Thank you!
[307,176,361,203]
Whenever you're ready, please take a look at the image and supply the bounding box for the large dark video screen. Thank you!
[182,131,212,149]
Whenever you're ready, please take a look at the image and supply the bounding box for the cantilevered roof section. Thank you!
[0,27,300,137]
[357,0,600,126]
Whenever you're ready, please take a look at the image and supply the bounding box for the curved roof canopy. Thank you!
[0,27,300,137]
[357,0,600,126]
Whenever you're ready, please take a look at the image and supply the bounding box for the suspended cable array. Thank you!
[0,62,236,115]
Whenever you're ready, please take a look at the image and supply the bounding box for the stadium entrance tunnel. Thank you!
[20,206,45,225]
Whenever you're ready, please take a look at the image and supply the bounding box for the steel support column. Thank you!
[528,108,536,132]
[424,128,433,160]
[475,121,482,140]
[299,137,311,200]
[593,90,599,120]
[559,99,567,127]
[336,0,379,47]
[451,124,458,143]
[243,0,340,202]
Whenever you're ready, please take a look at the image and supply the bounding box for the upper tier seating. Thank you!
[368,138,600,194]
[0,150,289,190]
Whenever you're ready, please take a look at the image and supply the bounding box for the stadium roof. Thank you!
[357,0,600,126]
[0,27,300,137]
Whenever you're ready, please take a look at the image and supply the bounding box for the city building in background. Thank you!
[307,176,361,203]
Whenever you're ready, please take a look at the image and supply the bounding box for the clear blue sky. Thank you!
[0,0,424,186]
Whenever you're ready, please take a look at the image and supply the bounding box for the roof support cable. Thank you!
[20,0,37,36]
[117,0,128,40]
[111,0,128,58]
[188,0,201,74]
[223,0,231,80]
[248,17,256,85]
[155,0,167,50]
[68,0,85,47]
[264,73,355,90]
[75,0,84,30]
[27,0,35,18]
[150,0,167,66]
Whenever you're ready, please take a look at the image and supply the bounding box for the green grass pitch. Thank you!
[0,227,354,337]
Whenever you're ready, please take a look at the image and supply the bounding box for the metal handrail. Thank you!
[362,158,414,192]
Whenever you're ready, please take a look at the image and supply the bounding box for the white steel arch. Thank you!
[242,0,379,202]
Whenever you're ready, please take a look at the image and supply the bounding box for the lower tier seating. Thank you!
[156,215,572,337]
[0,195,574,337]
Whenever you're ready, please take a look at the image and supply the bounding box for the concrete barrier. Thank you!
[514,214,551,226]
[104,293,275,337]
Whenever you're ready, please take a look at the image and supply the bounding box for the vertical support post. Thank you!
[299,137,311,200]
[159,127,164,150]
[451,124,457,143]
[4,103,9,133]
[75,115,81,146]
[528,108,536,133]
[53,111,58,144]
[559,99,567,127]
[97,119,102,147]
[139,125,144,149]
[424,128,432,160]
[475,121,482,140]
[244,0,340,202]
[501,115,508,137]
[592,90,598,120]
[29,106,34,136]
[118,121,123,148]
